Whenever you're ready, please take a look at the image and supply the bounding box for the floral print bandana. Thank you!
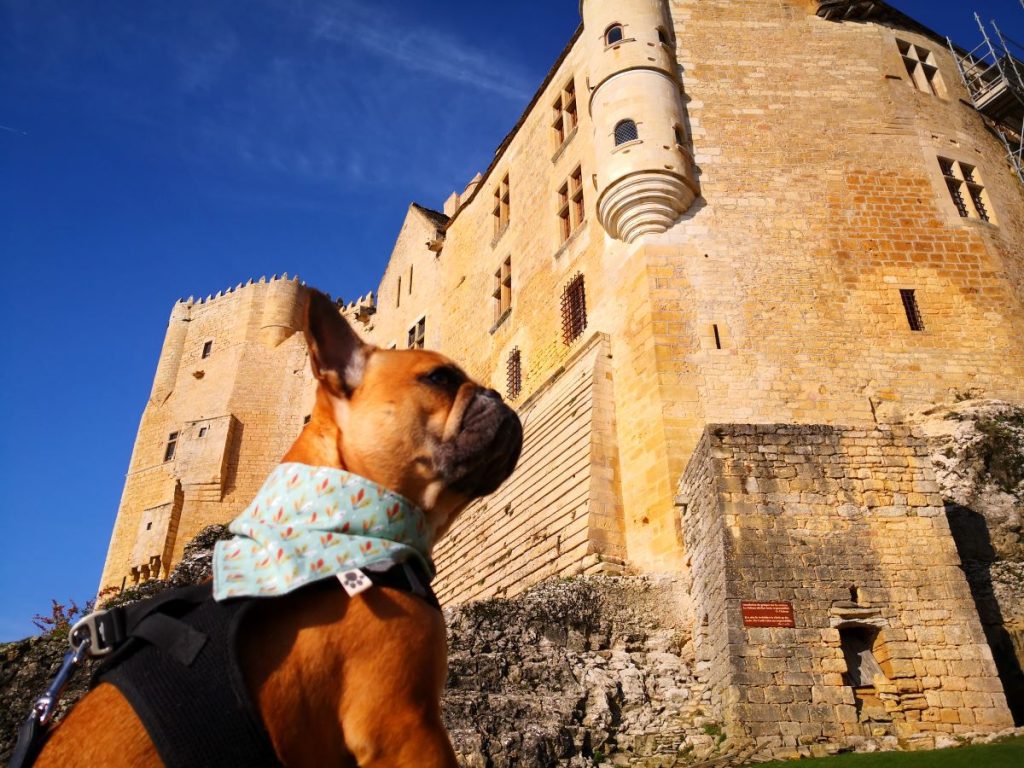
[213,463,433,601]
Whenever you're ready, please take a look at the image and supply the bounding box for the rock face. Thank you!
[913,399,1024,723]
[443,576,735,768]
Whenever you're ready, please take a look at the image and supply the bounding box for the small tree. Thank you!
[32,597,95,640]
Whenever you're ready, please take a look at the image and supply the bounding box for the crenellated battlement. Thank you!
[174,273,311,310]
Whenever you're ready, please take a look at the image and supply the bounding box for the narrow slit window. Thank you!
[657,27,669,45]
[492,173,510,237]
[561,272,587,345]
[397,276,401,308]
[506,347,522,401]
[408,265,413,295]
[557,166,585,244]
[713,324,722,349]
[605,24,623,45]
[198,426,208,438]
[201,340,213,359]
[614,119,638,146]
[164,432,179,462]
[674,124,686,147]
[900,289,924,331]
[492,256,512,324]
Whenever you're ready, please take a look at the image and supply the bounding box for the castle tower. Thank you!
[581,0,699,242]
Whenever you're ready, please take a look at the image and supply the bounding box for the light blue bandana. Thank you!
[213,463,433,601]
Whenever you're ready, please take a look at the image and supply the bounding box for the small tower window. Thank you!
[396,276,401,308]
[198,426,208,438]
[408,317,426,349]
[900,289,924,332]
[674,124,686,147]
[506,347,522,401]
[164,432,179,462]
[201,340,213,359]
[561,273,587,345]
[657,27,669,45]
[614,119,639,146]
[605,24,624,45]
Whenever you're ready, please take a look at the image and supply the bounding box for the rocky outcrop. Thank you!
[913,399,1024,723]
[444,575,739,768]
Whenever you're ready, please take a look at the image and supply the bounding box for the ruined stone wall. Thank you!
[679,424,1013,757]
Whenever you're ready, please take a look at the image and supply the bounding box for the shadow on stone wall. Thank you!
[946,502,1024,725]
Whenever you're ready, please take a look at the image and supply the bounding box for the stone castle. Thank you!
[99,0,1024,755]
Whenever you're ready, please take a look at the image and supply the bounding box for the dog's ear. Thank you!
[304,290,369,398]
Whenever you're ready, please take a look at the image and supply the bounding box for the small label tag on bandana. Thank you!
[338,569,372,597]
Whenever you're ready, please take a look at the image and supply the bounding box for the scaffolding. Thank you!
[949,12,1024,184]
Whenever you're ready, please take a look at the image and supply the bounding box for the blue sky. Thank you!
[0,0,1020,641]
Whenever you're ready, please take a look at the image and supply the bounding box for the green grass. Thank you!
[753,736,1024,767]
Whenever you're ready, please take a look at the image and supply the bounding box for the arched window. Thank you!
[605,24,623,45]
[614,119,639,146]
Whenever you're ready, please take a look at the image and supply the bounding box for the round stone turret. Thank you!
[581,0,698,242]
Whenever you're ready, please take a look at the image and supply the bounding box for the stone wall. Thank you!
[434,334,626,603]
[678,424,1013,757]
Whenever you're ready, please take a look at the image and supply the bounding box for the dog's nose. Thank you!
[480,387,503,402]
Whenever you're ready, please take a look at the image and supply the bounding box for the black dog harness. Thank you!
[9,562,439,768]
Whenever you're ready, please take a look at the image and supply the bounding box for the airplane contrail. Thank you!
[0,124,27,135]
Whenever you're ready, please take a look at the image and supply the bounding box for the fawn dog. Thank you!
[36,289,522,767]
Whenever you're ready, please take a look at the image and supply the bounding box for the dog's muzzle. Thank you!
[437,388,522,498]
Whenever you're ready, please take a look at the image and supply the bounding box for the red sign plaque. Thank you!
[741,601,795,628]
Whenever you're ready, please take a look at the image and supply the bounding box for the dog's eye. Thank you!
[421,366,462,392]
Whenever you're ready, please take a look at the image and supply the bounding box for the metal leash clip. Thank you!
[69,609,119,658]
[31,633,91,726]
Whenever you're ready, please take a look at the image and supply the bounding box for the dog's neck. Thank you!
[284,387,346,469]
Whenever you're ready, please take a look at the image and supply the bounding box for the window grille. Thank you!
[408,317,426,349]
[900,289,924,332]
[561,273,587,345]
[614,119,638,146]
[939,158,992,223]
[492,256,512,323]
[201,340,213,359]
[605,24,623,45]
[164,432,179,462]
[506,347,522,401]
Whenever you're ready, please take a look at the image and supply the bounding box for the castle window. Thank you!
[201,340,213,359]
[561,272,587,345]
[492,256,512,325]
[897,39,946,98]
[163,432,179,462]
[303,414,311,424]
[674,124,686,147]
[408,264,413,295]
[657,27,669,45]
[713,324,722,349]
[939,158,993,223]
[557,166,585,244]
[408,317,426,349]
[506,347,522,401]
[552,77,578,150]
[198,426,208,438]
[605,24,624,46]
[397,276,401,308]
[492,173,510,237]
[900,289,924,332]
[614,119,639,146]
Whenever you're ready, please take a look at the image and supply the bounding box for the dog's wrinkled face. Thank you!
[300,290,522,542]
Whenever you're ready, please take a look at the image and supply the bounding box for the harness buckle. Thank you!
[70,609,121,658]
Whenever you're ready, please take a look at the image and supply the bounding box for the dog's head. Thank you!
[290,289,522,543]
